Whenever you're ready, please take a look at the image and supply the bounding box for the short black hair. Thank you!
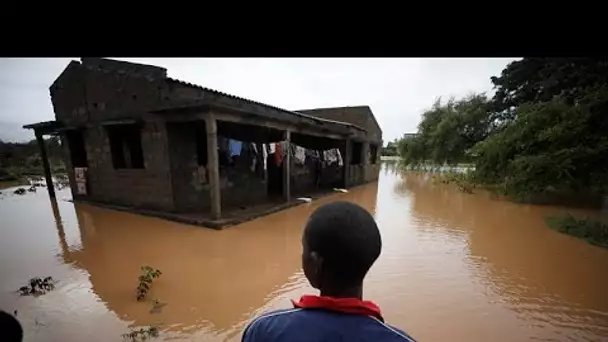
[303,201,381,285]
[0,310,23,342]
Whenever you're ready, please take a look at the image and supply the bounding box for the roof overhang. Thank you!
[23,120,64,135]
[151,100,365,139]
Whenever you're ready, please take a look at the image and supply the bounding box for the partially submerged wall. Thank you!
[167,122,211,213]
[219,141,268,209]
[80,122,173,211]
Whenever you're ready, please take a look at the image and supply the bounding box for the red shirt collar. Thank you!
[292,295,384,322]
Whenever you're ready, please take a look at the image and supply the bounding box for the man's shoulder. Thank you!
[247,308,303,326]
[242,308,304,341]
[242,309,416,342]
[369,318,417,342]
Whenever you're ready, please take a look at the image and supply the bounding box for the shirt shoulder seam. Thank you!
[243,308,303,336]
[367,316,416,342]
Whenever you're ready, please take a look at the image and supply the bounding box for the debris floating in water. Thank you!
[13,188,26,195]
[149,298,168,314]
[18,277,56,296]
[297,197,312,203]
[122,326,160,341]
[333,188,348,193]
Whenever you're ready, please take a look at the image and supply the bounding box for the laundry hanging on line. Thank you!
[294,146,306,165]
[228,139,243,156]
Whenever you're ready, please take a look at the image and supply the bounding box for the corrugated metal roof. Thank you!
[166,78,366,132]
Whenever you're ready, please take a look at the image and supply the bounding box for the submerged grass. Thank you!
[545,215,608,248]
[433,171,476,194]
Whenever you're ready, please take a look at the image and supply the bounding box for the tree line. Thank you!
[0,137,64,181]
[396,58,608,203]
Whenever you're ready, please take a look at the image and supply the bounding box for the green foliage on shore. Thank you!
[546,215,608,248]
[396,58,608,204]
[0,137,65,181]
[398,94,492,167]
[381,140,399,156]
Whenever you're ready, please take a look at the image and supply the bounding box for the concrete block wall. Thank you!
[50,59,170,127]
[220,143,268,209]
[82,121,173,211]
[297,106,383,144]
[167,122,211,213]
[290,158,316,195]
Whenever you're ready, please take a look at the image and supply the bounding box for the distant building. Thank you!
[24,58,383,228]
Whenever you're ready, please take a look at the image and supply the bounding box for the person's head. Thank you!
[0,310,23,342]
[301,201,381,296]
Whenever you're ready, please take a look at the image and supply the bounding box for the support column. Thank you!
[36,131,56,198]
[205,115,221,220]
[362,141,370,182]
[283,130,291,202]
[343,139,351,188]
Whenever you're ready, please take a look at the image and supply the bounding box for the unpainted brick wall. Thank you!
[81,122,173,211]
[166,122,212,213]
[219,143,268,209]
[51,60,171,127]
[297,107,382,143]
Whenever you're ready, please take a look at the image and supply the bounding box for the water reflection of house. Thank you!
[23,58,382,228]
[52,182,380,336]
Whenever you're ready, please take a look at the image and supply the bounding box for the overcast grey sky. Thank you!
[0,58,517,143]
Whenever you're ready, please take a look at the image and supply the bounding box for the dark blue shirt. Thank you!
[242,308,416,342]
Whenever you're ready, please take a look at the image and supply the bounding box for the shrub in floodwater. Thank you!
[546,215,608,248]
[13,188,26,195]
[18,277,56,296]
[437,171,475,194]
[121,326,159,341]
[136,266,162,301]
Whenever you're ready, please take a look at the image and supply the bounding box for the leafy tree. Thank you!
[381,139,400,156]
[491,58,608,121]
[473,86,608,198]
[0,136,64,179]
[398,94,492,166]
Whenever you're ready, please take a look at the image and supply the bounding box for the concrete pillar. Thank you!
[36,132,56,198]
[205,115,221,220]
[343,139,351,188]
[362,142,370,165]
[362,141,370,182]
[283,130,291,202]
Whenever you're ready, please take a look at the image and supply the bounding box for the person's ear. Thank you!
[310,251,323,277]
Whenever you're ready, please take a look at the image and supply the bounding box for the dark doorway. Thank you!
[267,149,283,198]
[65,129,88,167]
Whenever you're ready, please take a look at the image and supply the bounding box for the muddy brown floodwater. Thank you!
[1,162,608,341]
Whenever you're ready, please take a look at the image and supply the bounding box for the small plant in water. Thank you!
[18,277,56,296]
[121,326,159,341]
[136,266,162,301]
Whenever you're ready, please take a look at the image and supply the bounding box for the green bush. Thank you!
[546,215,608,248]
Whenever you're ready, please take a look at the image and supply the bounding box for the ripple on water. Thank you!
[1,166,608,341]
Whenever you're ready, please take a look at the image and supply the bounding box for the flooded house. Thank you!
[24,58,382,228]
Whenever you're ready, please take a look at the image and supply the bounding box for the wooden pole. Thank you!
[36,131,56,198]
[283,130,291,202]
[205,115,221,220]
